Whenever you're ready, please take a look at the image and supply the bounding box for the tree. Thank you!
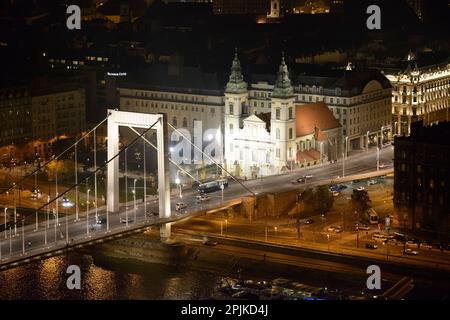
[315,185,334,214]
[351,189,372,215]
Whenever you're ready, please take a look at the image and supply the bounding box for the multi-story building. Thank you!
[117,63,225,167]
[394,121,450,239]
[247,65,392,153]
[0,83,86,162]
[385,60,450,136]
[0,86,33,164]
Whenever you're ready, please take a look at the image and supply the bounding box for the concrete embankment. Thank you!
[88,232,378,291]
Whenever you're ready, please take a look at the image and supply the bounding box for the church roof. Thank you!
[225,49,248,94]
[295,101,341,138]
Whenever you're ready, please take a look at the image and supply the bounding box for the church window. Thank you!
[276,148,280,158]
[289,128,293,139]
[288,107,293,119]
[229,103,234,115]
[172,117,177,127]
[229,123,234,134]
[182,117,187,128]
[275,108,280,120]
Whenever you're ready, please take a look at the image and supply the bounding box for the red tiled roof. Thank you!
[295,101,341,138]
[296,149,321,162]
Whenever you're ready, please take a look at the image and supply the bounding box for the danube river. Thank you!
[0,252,218,300]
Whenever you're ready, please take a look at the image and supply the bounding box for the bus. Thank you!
[366,208,379,225]
[198,179,229,193]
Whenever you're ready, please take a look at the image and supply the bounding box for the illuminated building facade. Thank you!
[385,60,450,136]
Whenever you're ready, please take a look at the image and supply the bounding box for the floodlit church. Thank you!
[224,52,343,178]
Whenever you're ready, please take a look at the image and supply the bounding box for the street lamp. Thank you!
[133,178,137,222]
[86,188,90,237]
[3,207,7,239]
[376,147,380,172]
[327,233,330,251]
[13,183,17,236]
[366,131,370,152]
[175,177,182,198]
[342,152,345,178]
[345,136,349,159]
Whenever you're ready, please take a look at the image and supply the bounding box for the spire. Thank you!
[273,53,294,98]
[225,48,247,94]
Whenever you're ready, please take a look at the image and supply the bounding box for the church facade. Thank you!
[224,52,342,178]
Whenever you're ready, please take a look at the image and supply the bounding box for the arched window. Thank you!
[276,128,280,139]
[229,123,234,134]
[289,128,293,139]
[172,116,177,127]
[182,117,187,128]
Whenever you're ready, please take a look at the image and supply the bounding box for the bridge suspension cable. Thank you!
[167,123,256,197]
[0,115,111,197]
[9,118,160,229]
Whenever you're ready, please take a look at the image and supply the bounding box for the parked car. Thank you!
[296,177,306,183]
[334,226,343,233]
[367,179,377,185]
[406,240,419,248]
[175,202,187,211]
[96,217,107,224]
[355,223,370,231]
[356,186,365,191]
[327,226,336,232]
[196,194,210,202]
[379,163,388,169]
[365,242,378,249]
[404,248,419,255]
[420,242,433,249]
[304,219,314,225]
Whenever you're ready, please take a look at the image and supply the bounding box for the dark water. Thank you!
[0,252,219,300]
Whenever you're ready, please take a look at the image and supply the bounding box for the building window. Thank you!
[182,117,187,128]
[289,128,293,139]
[276,128,280,139]
[172,117,177,127]
[276,108,280,120]
[276,148,280,158]
[430,179,435,189]
[229,123,234,134]
[288,107,293,119]
[229,103,234,115]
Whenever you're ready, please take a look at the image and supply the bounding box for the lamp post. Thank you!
[366,131,370,152]
[86,188,90,237]
[13,183,17,236]
[3,207,7,240]
[327,233,330,251]
[380,125,385,147]
[175,177,182,198]
[377,147,380,172]
[345,136,349,159]
[342,152,345,178]
[133,178,137,223]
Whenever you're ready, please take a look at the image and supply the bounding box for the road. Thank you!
[0,146,394,265]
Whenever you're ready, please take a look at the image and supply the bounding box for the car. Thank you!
[372,233,388,242]
[420,242,433,249]
[120,216,134,224]
[332,191,340,197]
[296,177,306,183]
[355,223,370,231]
[196,194,210,202]
[379,163,388,169]
[356,186,365,191]
[175,202,187,211]
[367,179,377,185]
[338,184,348,190]
[305,174,313,179]
[334,226,343,233]
[406,240,419,248]
[365,242,378,249]
[96,218,107,224]
[327,226,336,232]
[304,219,314,225]
[404,249,418,255]
[203,239,218,246]
[62,197,74,208]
